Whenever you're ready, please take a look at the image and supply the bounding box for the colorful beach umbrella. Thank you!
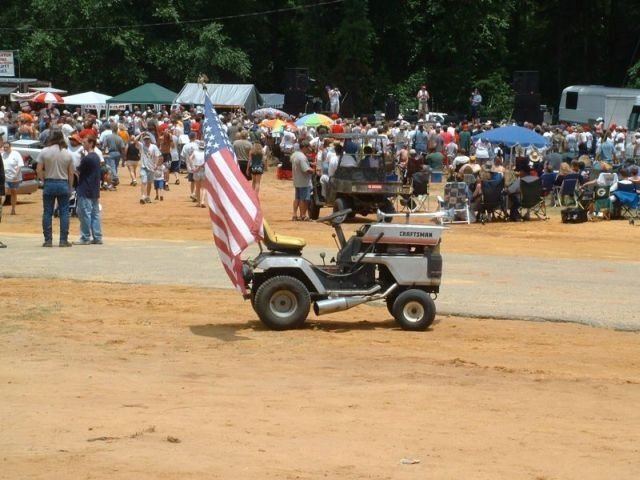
[260,118,287,130]
[295,113,333,128]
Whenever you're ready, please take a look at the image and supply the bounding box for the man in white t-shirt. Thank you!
[181,132,199,201]
[139,133,161,204]
[2,141,24,215]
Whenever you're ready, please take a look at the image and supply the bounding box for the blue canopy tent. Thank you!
[471,125,549,148]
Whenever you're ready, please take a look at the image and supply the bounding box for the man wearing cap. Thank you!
[416,85,430,119]
[139,134,161,204]
[73,136,103,245]
[67,134,85,190]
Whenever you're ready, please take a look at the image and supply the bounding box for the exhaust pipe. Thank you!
[313,296,371,316]
[313,284,399,316]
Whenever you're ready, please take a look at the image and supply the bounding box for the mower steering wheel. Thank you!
[317,208,352,225]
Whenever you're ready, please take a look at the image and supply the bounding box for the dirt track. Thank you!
[1,168,639,479]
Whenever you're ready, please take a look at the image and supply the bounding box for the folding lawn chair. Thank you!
[540,171,558,206]
[557,173,580,207]
[437,181,472,224]
[519,178,547,220]
[611,183,639,222]
[477,177,505,224]
[576,184,595,212]
[399,170,430,212]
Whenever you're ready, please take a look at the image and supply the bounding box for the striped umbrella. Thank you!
[32,92,65,104]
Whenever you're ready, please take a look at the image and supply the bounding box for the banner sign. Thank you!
[0,51,15,77]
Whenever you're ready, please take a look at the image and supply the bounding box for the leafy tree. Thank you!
[395,69,429,116]
[473,72,514,121]
[627,60,640,88]
[330,0,376,115]
[0,0,638,118]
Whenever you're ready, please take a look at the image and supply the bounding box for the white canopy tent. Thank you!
[174,83,263,114]
[29,86,68,94]
[62,91,129,116]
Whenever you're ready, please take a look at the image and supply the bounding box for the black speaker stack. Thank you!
[513,71,542,124]
[283,67,309,116]
[385,94,399,121]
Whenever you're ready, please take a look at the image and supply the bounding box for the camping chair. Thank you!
[576,184,595,212]
[540,171,558,206]
[400,170,430,212]
[437,181,472,224]
[558,173,580,207]
[592,185,611,219]
[519,178,547,220]
[477,177,506,224]
[611,183,639,221]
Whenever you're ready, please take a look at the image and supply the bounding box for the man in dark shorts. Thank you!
[291,141,314,221]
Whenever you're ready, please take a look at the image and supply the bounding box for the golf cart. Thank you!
[243,209,445,331]
[308,133,404,220]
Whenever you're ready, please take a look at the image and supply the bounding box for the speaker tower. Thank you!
[283,67,309,116]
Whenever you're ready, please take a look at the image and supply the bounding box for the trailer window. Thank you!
[629,105,640,131]
[565,92,578,110]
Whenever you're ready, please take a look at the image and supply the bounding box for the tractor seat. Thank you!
[262,220,306,252]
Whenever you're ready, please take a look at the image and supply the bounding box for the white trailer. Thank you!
[558,85,640,129]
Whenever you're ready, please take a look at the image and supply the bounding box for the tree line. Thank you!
[1,0,639,119]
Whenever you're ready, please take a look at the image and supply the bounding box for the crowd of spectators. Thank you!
[2,98,640,247]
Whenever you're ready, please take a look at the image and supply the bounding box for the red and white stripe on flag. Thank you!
[202,94,263,292]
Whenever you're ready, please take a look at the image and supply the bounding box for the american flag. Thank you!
[203,94,263,293]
